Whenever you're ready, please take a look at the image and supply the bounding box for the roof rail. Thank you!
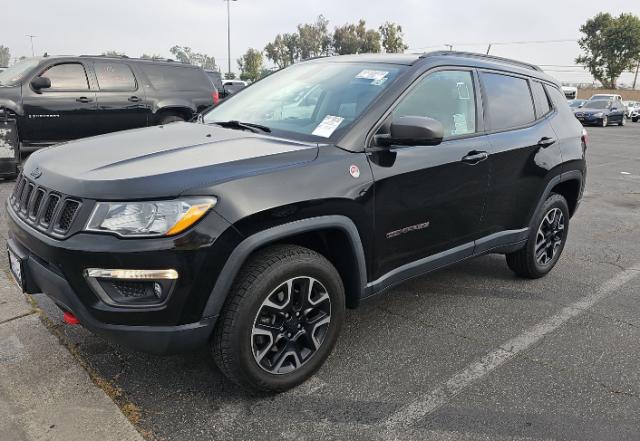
[420,51,542,72]
[79,55,183,63]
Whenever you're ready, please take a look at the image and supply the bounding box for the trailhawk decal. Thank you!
[386,221,430,239]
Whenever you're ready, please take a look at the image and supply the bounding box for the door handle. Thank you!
[128,96,141,102]
[461,150,489,165]
[537,136,557,148]
[76,96,92,103]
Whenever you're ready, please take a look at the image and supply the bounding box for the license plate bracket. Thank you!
[7,247,25,291]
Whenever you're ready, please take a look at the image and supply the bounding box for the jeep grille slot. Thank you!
[42,194,60,226]
[55,200,80,232]
[29,189,45,220]
[8,174,83,238]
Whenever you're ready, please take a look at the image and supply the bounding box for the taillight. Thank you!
[213,90,219,106]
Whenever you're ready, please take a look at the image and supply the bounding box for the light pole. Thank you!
[224,0,237,78]
[26,35,38,57]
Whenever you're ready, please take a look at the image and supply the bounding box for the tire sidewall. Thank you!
[229,254,345,391]
[526,194,570,276]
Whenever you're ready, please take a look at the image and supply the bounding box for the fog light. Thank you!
[84,268,177,308]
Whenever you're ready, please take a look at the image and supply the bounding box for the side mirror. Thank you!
[31,76,51,92]
[381,116,444,147]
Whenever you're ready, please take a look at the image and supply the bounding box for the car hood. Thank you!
[22,122,318,199]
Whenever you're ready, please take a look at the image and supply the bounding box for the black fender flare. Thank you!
[202,215,368,319]
[531,169,584,225]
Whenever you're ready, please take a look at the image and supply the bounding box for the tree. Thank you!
[169,46,217,70]
[140,54,164,60]
[576,13,640,89]
[265,33,299,69]
[238,48,264,82]
[379,22,408,53]
[0,45,10,66]
[297,15,332,59]
[102,50,126,57]
[332,20,381,55]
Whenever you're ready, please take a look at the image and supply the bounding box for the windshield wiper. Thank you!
[211,120,271,133]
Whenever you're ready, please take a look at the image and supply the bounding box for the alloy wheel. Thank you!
[251,276,331,374]
[535,208,565,266]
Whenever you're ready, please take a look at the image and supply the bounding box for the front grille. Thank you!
[9,173,83,237]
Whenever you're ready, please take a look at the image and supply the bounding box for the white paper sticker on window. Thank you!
[457,82,471,100]
[312,115,344,138]
[452,113,469,135]
[356,69,389,81]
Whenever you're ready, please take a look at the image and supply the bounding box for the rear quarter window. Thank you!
[481,72,535,131]
[139,64,211,91]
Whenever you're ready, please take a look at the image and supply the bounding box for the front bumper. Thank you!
[6,202,239,354]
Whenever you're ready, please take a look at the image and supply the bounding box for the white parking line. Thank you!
[383,262,640,430]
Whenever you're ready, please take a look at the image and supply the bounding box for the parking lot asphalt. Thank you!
[1,122,639,441]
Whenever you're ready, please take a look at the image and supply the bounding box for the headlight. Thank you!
[594,112,604,117]
[86,197,216,237]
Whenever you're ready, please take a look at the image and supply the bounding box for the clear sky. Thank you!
[3,0,640,85]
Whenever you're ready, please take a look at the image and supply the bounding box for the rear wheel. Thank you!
[211,244,345,393]
[506,193,569,279]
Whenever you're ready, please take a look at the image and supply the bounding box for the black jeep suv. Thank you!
[6,52,586,392]
[0,55,217,156]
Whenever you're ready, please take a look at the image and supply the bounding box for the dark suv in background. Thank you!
[0,55,217,158]
[7,52,586,393]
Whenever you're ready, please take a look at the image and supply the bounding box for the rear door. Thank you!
[21,61,96,144]
[370,68,490,279]
[480,71,562,240]
[92,61,150,134]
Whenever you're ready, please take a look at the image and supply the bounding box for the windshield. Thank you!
[203,61,405,141]
[584,100,610,109]
[0,58,40,86]
[568,100,584,108]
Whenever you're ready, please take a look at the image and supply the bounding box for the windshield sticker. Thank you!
[356,69,389,81]
[312,115,344,138]
[371,77,388,86]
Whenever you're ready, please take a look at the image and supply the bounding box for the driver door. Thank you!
[369,68,490,281]
[21,62,97,144]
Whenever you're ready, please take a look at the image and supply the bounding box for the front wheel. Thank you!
[211,244,345,392]
[601,116,608,127]
[619,117,625,126]
[506,193,570,279]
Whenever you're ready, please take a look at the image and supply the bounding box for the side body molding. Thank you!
[202,215,367,319]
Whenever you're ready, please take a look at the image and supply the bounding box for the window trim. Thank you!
[366,66,485,149]
[529,79,553,120]
[34,62,91,92]
[93,61,138,92]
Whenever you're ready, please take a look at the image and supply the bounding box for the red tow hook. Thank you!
[63,311,80,325]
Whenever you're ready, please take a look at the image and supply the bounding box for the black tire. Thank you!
[211,244,345,393]
[158,114,185,125]
[632,117,638,123]
[506,193,570,279]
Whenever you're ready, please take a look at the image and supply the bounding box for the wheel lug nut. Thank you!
[295,312,300,317]
[287,333,292,338]
[297,324,301,329]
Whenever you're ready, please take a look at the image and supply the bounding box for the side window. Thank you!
[140,65,211,91]
[94,62,136,91]
[481,72,535,131]
[42,63,89,90]
[531,81,551,118]
[393,70,476,139]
